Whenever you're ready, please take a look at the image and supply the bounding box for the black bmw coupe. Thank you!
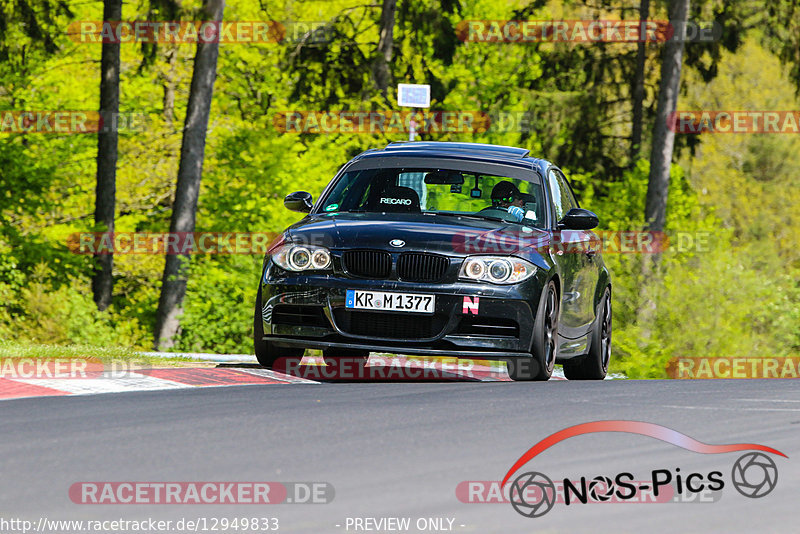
[255,142,611,380]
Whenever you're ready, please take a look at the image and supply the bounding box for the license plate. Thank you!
[345,290,435,314]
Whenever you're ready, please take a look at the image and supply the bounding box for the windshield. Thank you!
[318,167,546,228]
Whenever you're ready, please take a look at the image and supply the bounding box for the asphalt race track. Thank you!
[1,376,797,533]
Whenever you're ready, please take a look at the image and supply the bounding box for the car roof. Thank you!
[352,141,550,173]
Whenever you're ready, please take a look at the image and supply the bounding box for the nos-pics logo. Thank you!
[501,421,785,518]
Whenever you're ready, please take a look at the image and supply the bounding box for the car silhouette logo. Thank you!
[389,239,405,247]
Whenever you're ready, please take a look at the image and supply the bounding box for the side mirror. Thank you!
[284,191,313,213]
[558,208,599,230]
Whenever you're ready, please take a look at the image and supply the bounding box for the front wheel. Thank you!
[564,287,611,380]
[254,286,304,369]
[509,280,559,381]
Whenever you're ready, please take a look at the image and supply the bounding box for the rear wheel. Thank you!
[254,286,304,369]
[509,280,559,381]
[564,287,611,380]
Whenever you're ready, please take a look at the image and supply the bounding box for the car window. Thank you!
[547,168,577,222]
[320,167,547,228]
[556,170,579,210]
[397,172,428,207]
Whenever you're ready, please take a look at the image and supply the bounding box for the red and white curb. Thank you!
[0,355,576,401]
[0,367,316,401]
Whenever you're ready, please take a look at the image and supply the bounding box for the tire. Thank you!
[254,285,304,369]
[564,287,611,380]
[509,279,559,381]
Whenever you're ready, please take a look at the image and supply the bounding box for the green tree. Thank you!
[92,0,123,311]
[154,0,227,350]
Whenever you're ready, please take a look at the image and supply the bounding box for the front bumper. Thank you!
[259,263,547,360]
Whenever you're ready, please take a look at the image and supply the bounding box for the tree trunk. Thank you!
[371,0,396,98]
[162,46,178,126]
[638,0,690,337]
[153,0,226,350]
[91,0,122,311]
[645,0,689,234]
[629,0,650,162]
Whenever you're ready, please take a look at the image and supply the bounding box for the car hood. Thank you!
[285,212,550,258]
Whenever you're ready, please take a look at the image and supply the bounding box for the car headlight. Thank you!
[272,244,332,272]
[459,256,536,284]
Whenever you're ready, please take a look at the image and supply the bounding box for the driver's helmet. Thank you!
[491,181,521,207]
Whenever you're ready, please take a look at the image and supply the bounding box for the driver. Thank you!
[490,181,526,222]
